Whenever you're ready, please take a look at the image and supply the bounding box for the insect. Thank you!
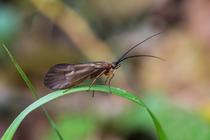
[44,31,166,96]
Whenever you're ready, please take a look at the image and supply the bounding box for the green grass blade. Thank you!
[1,85,168,140]
[3,44,63,140]
[3,44,38,98]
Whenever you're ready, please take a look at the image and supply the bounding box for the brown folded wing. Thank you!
[44,62,107,90]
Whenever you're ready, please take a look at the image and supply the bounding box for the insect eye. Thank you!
[112,62,117,68]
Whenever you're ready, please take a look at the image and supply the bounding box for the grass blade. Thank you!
[1,85,168,140]
[3,44,63,140]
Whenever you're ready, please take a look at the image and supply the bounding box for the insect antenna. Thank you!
[117,55,165,64]
[116,30,167,65]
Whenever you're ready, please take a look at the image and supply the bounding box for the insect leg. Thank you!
[108,73,115,93]
[91,82,96,97]
[92,90,95,97]
[104,75,111,85]
[92,73,111,97]
[88,69,107,92]
[104,72,114,93]
[104,69,114,85]
[86,77,96,93]
[86,88,95,97]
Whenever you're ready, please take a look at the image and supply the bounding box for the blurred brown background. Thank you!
[1,0,210,140]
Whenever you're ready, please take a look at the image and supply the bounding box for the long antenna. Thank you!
[118,55,165,64]
[116,30,167,65]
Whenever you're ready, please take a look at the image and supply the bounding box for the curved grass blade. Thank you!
[3,44,63,140]
[1,85,168,140]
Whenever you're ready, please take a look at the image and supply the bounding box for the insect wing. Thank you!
[44,63,106,90]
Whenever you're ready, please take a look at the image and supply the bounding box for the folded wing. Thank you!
[44,63,105,89]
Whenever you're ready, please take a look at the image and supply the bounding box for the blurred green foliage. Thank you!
[43,114,97,140]
[0,5,21,58]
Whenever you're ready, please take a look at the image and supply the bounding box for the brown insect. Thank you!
[44,31,166,95]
